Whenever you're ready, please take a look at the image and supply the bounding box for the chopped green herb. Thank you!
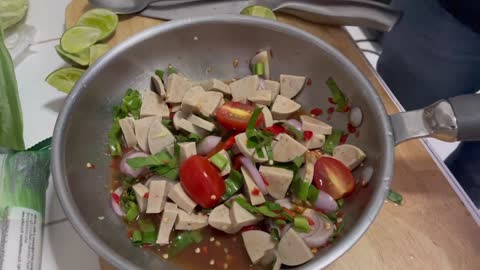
[256,205,279,218]
[337,198,345,208]
[161,119,172,127]
[307,185,320,203]
[292,155,305,169]
[221,170,244,201]
[234,196,258,215]
[274,219,287,226]
[270,228,280,241]
[325,212,338,223]
[155,69,164,79]
[298,181,310,202]
[253,62,265,76]
[323,130,343,155]
[335,220,345,234]
[175,133,202,143]
[294,216,310,233]
[265,145,273,163]
[125,203,139,222]
[326,77,348,112]
[168,230,203,257]
[131,230,142,246]
[167,64,177,75]
[247,107,263,131]
[387,189,403,205]
[120,175,136,188]
[108,89,142,156]
[127,150,172,169]
[283,122,303,141]
[265,201,283,211]
[138,218,157,244]
[210,152,228,170]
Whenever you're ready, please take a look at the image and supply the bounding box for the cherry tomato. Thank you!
[215,101,263,131]
[313,156,355,199]
[180,155,226,208]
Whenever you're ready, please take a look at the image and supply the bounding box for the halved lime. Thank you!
[89,44,111,65]
[76,8,119,41]
[46,67,85,93]
[240,5,277,20]
[55,45,90,67]
[60,26,102,53]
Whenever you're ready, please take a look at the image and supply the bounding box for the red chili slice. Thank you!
[310,108,323,116]
[303,130,313,141]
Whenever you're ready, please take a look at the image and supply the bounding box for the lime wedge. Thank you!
[76,8,119,41]
[240,5,277,20]
[46,67,85,93]
[55,45,90,67]
[89,44,111,65]
[60,26,102,53]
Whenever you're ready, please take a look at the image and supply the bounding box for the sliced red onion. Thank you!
[286,119,302,132]
[111,187,124,217]
[349,106,363,127]
[239,156,268,195]
[197,135,222,155]
[300,209,334,248]
[312,190,338,213]
[120,151,149,177]
[360,165,374,186]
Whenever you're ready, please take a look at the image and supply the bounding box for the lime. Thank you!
[60,26,102,53]
[89,44,111,65]
[240,5,277,20]
[76,8,119,41]
[55,45,89,67]
[46,67,85,93]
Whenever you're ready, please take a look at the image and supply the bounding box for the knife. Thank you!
[141,0,402,32]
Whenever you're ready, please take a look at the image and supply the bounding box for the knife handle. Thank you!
[274,0,402,32]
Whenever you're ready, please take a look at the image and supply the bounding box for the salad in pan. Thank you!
[108,50,368,270]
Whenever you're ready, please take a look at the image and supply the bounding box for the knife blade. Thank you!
[140,0,401,32]
[141,0,281,20]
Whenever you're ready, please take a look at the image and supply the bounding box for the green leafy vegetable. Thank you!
[256,205,279,218]
[167,64,177,75]
[326,77,348,112]
[265,201,282,211]
[307,185,320,203]
[246,107,274,158]
[155,69,164,80]
[387,189,403,205]
[292,155,305,169]
[125,202,139,222]
[283,122,303,141]
[234,196,258,215]
[337,198,345,208]
[270,228,280,241]
[168,230,203,257]
[323,130,343,155]
[0,30,24,150]
[108,89,142,156]
[127,149,180,180]
[221,169,244,201]
[298,182,310,202]
[131,230,142,246]
[175,133,202,143]
[294,216,310,233]
[120,187,139,222]
[210,152,228,170]
[274,219,287,226]
[253,62,265,76]
[138,218,157,244]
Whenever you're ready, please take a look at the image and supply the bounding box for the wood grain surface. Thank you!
[65,1,480,269]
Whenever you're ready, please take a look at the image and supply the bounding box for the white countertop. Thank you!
[11,1,478,270]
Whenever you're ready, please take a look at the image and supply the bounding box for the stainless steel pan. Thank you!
[52,16,480,270]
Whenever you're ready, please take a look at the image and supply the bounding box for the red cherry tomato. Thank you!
[180,155,226,208]
[215,101,263,131]
[313,156,355,199]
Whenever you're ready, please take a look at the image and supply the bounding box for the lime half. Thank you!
[60,26,102,53]
[240,5,277,20]
[89,44,111,65]
[46,67,85,93]
[55,45,89,67]
[77,8,119,41]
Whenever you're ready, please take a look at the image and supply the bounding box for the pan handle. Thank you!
[390,94,480,145]
[274,0,402,32]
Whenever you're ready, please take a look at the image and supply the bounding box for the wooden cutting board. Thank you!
[65,1,480,269]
